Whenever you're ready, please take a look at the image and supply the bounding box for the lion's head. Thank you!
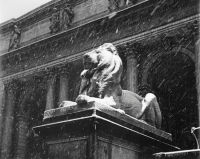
[79,43,123,98]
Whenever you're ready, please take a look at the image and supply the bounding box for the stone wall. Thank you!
[0,0,198,80]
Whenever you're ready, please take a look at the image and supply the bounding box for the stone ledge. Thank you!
[154,149,200,159]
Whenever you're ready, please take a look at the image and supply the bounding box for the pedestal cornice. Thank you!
[34,101,179,153]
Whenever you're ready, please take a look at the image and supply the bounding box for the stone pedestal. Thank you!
[33,102,179,159]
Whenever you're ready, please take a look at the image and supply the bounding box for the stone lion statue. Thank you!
[76,43,162,128]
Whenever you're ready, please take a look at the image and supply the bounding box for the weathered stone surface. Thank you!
[0,32,10,53]
[45,75,56,110]
[21,19,50,44]
[1,82,17,159]
[74,0,108,23]
[48,139,87,159]
[1,11,198,78]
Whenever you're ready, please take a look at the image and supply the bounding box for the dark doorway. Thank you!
[147,52,198,149]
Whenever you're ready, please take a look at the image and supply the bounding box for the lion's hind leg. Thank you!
[139,93,162,128]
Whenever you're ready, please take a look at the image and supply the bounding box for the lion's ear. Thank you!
[106,47,113,53]
[103,43,117,55]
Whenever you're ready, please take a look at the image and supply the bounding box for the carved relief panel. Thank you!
[49,3,74,34]
[8,23,21,51]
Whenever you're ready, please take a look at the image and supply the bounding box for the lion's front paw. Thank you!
[76,95,90,105]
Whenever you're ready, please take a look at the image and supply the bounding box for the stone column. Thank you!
[0,82,5,152]
[126,47,138,93]
[196,39,200,145]
[45,74,56,110]
[1,81,18,159]
[14,115,29,159]
[59,70,69,103]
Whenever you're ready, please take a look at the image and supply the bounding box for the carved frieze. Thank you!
[108,0,126,11]
[160,20,199,51]
[59,3,74,30]
[0,0,198,79]
[49,3,74,34]
[108,0,138,12]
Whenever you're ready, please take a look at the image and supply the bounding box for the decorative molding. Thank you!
[0,0,75,32]
[119,42,143,59]
[0,0,150,57]
[114,14,200,46]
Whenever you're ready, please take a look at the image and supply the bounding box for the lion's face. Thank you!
[83,43,117,71]
[83,49,99,70]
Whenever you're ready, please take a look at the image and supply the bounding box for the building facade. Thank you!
[0,0,199,158]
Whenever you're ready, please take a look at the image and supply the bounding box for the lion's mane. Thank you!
[80,43,123,98]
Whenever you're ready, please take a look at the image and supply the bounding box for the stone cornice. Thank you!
[0,0,85,33]
[0,14,199,82]
[114,14,200,46]
[0,0,150,57]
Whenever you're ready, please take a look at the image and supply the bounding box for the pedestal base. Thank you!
[33,101,179,159]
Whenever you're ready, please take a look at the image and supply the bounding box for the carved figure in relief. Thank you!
[49,7,60,33]
[76,43,162,128]
[108,0,137,11]
[8,24,21,51]
[108,0,124,11]
[59,3,74,30]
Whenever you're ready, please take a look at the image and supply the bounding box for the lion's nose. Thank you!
[84,53,90,59]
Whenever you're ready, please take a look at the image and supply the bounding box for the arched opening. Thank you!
[146,52,198,149]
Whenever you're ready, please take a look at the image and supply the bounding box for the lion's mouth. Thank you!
[83,52,99,70]
[84,59,98,70]
[84,61,93,70]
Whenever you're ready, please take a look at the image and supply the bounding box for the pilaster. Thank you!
[1,81,18,159]
[196,38,200,145]
[125,43,139,93]
[0,82,6,153]
[59,67,69,103]
[14,115,29,159]
[45,72,57,110]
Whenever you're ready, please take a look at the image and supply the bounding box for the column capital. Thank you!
[123,42,143,59]
[4,79,20,93]
[138,84,153,97]
[0,81,5,92]
[59,64,70,76]
[44,68,58,81]
[16,113,29,122]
